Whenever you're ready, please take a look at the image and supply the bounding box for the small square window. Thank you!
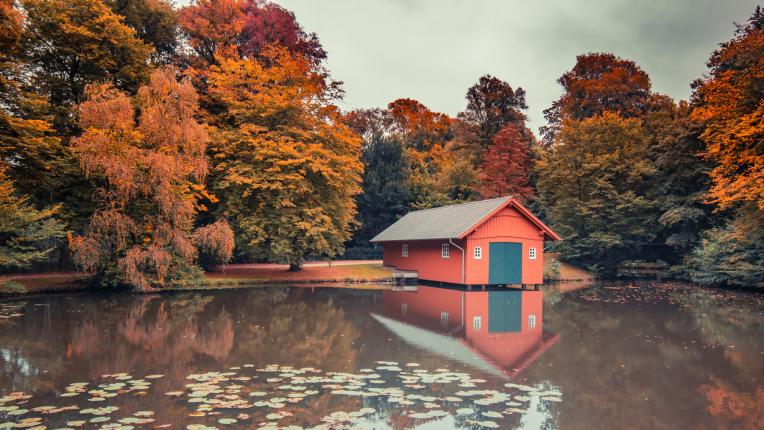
[441,244,450,258]
[529,247,537,260]
[440,312,449,327]
[474,246,482,259]
[473,316,482,331]
[402,244,408,257]
[528,314,536,328]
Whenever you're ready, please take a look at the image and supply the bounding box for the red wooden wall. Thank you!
[382,239,466,284]
[465,206,545,285]
[381,206,545,285]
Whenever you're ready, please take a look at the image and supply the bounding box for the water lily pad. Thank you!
[89,417,110,423]
[482,411,503,418]
[217,419,236,425]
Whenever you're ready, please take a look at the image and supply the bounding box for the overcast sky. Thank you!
[266,0,759,133]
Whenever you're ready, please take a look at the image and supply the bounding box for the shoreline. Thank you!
[0,257,598,297]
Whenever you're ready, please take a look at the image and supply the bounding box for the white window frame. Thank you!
[402,244,409,257]
[473,246,482,260]
[529,247,537,260]
[441,243,450,259]
[473,316,482,331]
[528,314,536,329]
[440,312,449,327]
[401,303,408,317]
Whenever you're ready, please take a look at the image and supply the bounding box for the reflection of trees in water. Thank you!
[534,284,764,430]
[65,294,235,381]
[0,289,366,427]
[232,297,360,371]
[671,289,764,429]
[534,294,717,430]
[0,288,362,382]
[698,379,763,430]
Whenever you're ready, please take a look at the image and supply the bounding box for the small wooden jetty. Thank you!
[386,267,418,286]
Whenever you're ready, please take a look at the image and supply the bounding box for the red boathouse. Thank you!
[371,196,561,286]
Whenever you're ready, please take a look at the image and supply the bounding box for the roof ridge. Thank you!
[406,195,512,215]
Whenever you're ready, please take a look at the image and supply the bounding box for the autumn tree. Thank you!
[387,98,452,152]
[178,0,247,66]
[686,7,764,287]
[179,0,326,67]
[20,0,153,133]
[691,7,764,214]
[2,0,156,240]
[107,0,179,63]
[457,75,528,149]
[477,123,535,202]
[343,108,393,146]
[536,113,657,274]
[207,48,362,270]
[0,164,66,271]
[0,0,64,202]
[240,0,326,65]
[541,53,652,144]
[70,68,233,290]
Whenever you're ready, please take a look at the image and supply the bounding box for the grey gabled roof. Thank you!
[370,196,511,243]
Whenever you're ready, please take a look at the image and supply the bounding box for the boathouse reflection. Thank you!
[374,286,559,378]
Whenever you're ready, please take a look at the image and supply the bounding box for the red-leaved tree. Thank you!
[70,67,233,290]
[477,123,535,202]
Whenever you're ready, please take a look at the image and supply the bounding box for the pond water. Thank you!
[0,282,762,429]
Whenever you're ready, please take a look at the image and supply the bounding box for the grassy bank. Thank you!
[1,262,393,295]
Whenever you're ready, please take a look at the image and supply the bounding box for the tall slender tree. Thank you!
[477,123,535,202]
[351,137,411,249]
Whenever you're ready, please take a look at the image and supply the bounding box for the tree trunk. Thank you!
[288,262,301,272]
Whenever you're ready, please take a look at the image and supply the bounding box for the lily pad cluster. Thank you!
[1,362,562,430]
[0,302,25,321]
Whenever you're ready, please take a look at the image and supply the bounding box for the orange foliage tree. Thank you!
[387,98,452,152]
[178,0,247,66]
[207,47,361,270]
[70,67,233,290]
[692,8,764,212]
[541,53,652,144]
[477,123,535,201]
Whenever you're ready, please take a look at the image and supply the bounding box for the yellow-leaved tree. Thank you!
[70,67,233,290]
[207,47,362,270]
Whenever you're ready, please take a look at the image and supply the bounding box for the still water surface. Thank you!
[0,282,762,429]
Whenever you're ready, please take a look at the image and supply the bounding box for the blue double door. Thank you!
[488,242,523,285]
